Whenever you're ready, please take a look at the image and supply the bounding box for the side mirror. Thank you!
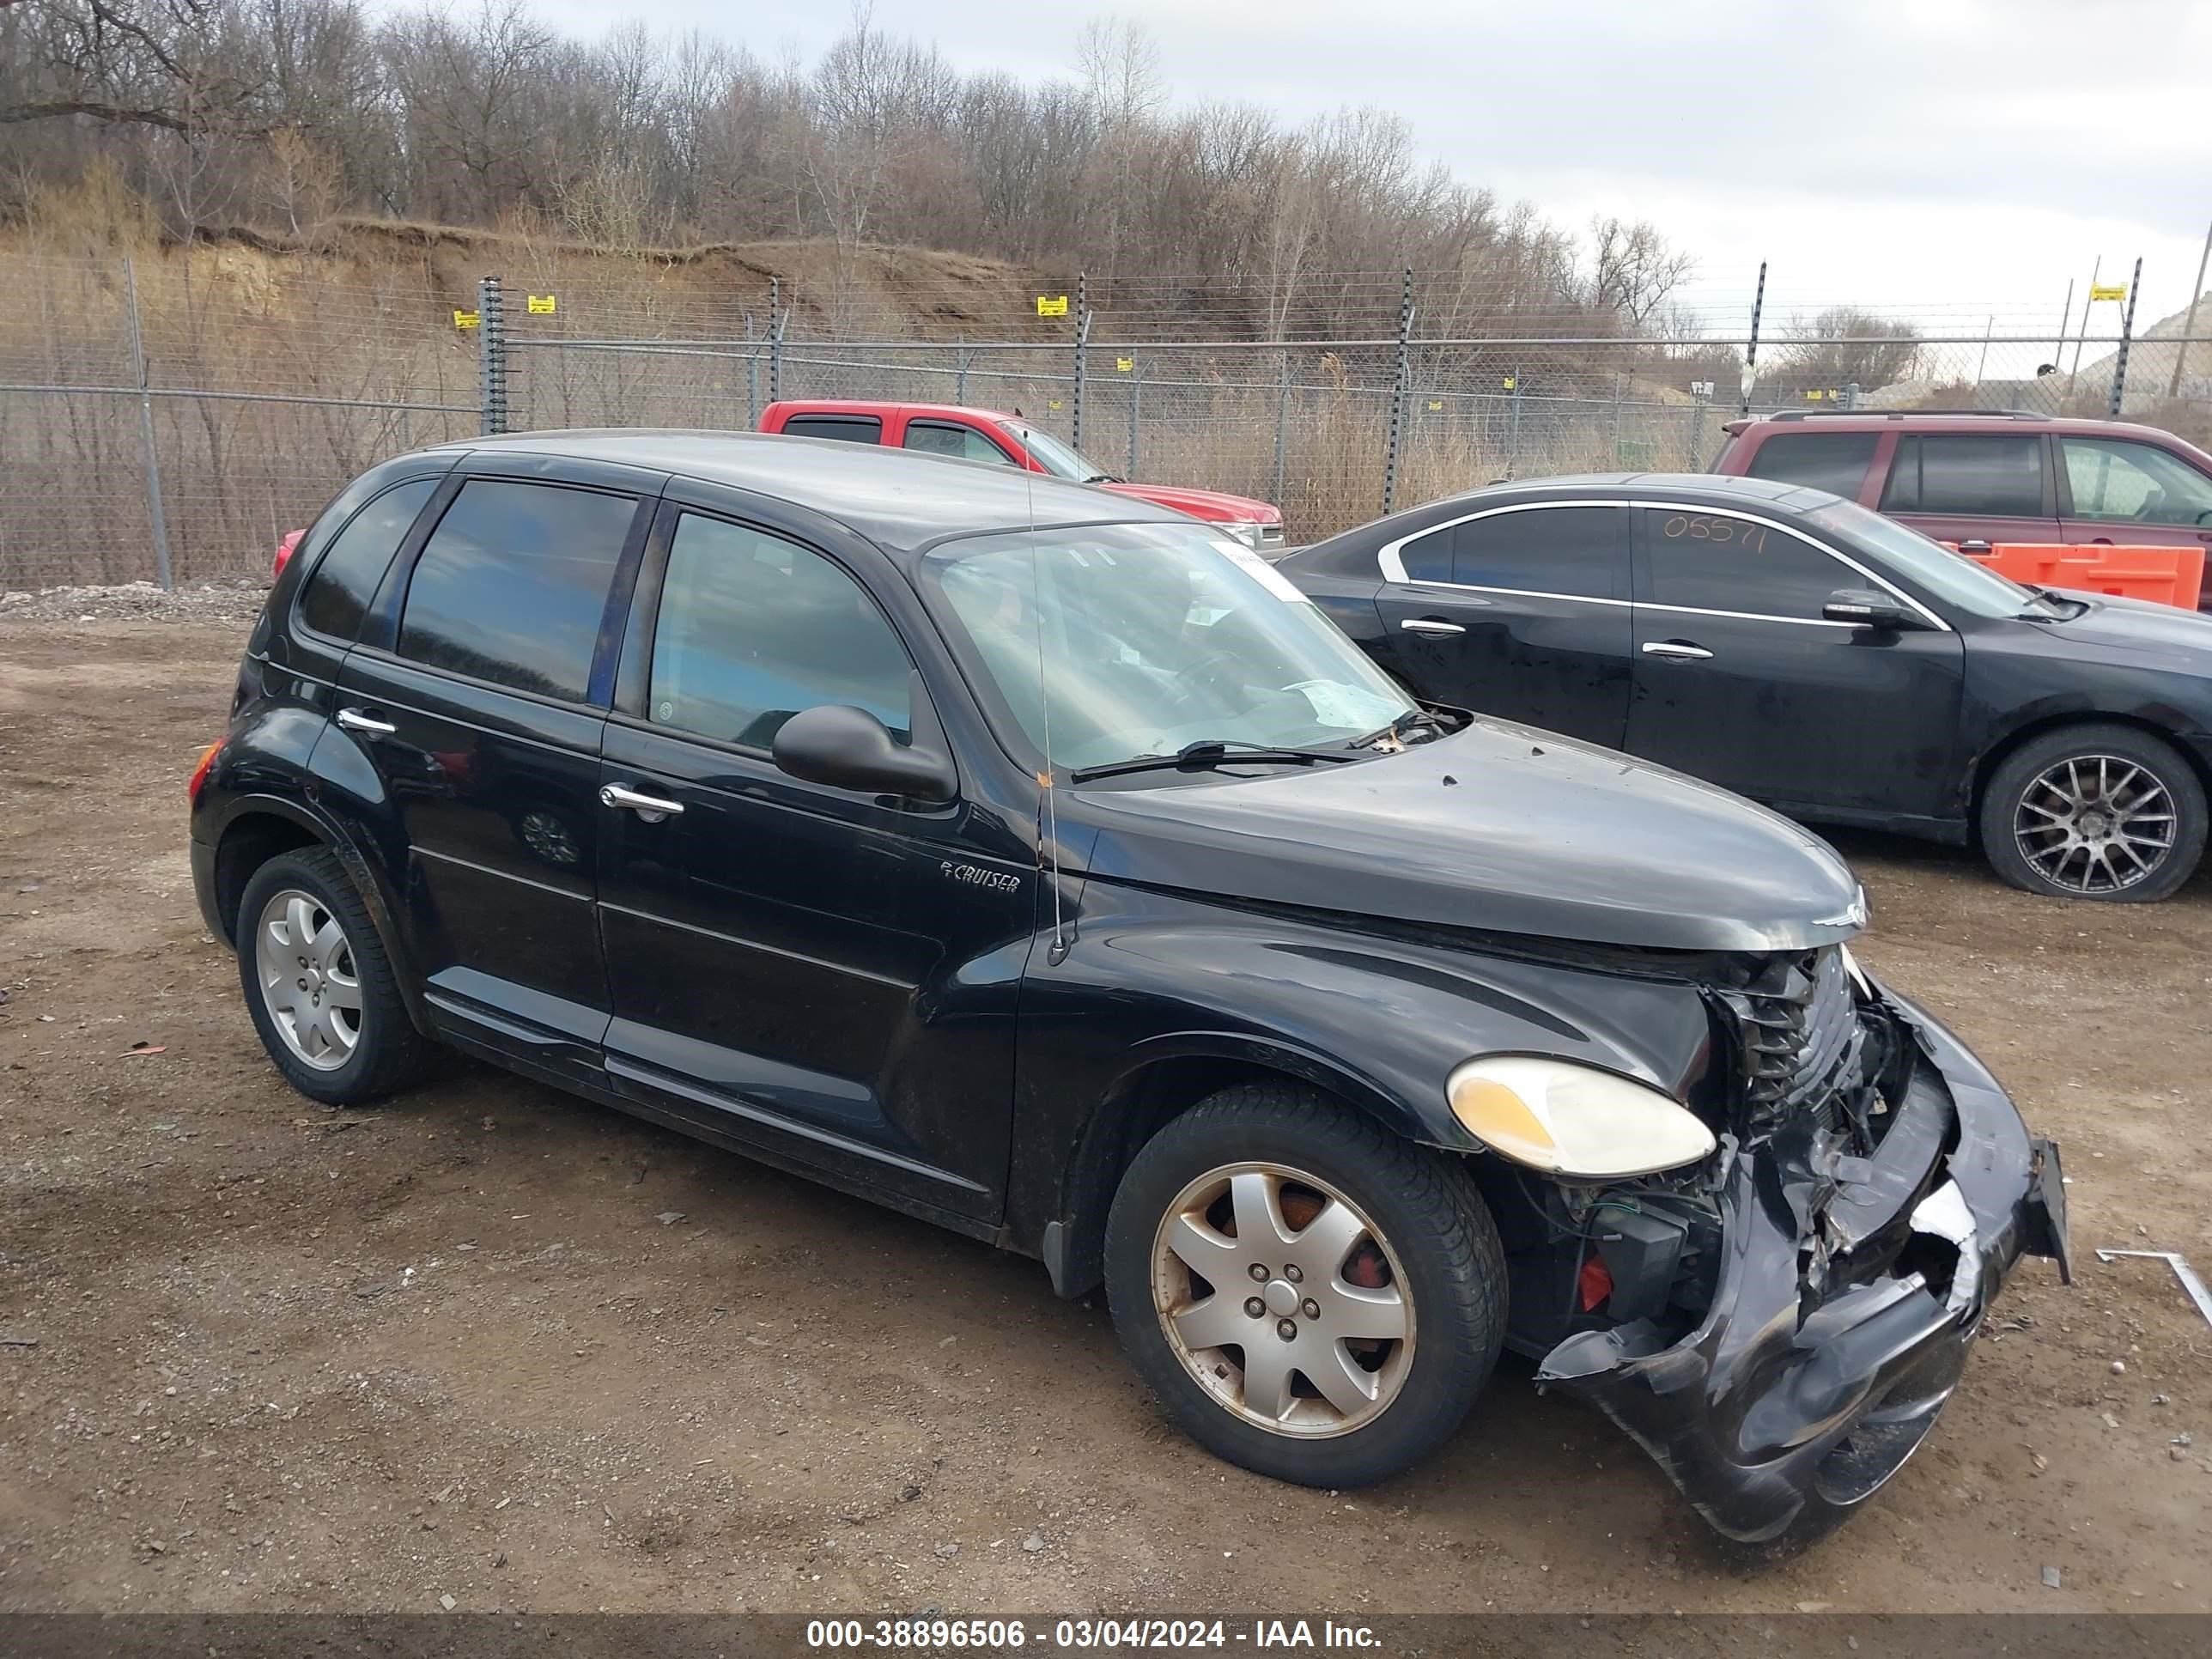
[771,703,957,804]
[1823,587,1917,630]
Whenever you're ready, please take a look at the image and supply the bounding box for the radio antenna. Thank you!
[1027,472,1069,964]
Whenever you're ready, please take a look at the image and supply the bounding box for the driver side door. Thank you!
[593,501,1034,1224]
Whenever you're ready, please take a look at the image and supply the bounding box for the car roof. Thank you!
[1727,410,2197,442]
[1431,471,1844,513]
[423,428,1182,552]
[768,399,1021,424]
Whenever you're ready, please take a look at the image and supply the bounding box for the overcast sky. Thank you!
[531,0,2210,338]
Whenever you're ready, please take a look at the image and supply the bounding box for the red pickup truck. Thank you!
[758,399,1285,550]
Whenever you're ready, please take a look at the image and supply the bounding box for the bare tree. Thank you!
[1779,306,1923,392]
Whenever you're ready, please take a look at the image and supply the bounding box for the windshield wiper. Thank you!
[1069,738,1360,783]
[1348,708,1449,750]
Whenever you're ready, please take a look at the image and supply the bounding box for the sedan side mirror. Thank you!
[772,703,957,804]
[1823,587,1917,630]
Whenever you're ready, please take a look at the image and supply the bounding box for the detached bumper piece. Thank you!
[1537,994,2068,1545]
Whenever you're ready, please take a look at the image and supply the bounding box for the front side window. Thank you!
[1640,507,1852,621]
[2060,437,2212,526]
[1743,432,1879,498]
[1451,506,1621,599]
[396,480,637,700]
[1808,498,2038,620]
[298,477,437,641]
[923,522,1413,774]
[904,422,1017,466]
[1881,434,2044,515]
[1003,422,1111,482]
[647,514,912,750]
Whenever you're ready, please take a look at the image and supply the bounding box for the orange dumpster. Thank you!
[1939,543,2204,611]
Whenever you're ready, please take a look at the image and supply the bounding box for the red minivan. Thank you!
[758,399,1285,550]
[1712,410,2212,609]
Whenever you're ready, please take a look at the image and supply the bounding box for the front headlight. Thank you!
[1217,520,1264,549]
[1447,1056,1717,1179]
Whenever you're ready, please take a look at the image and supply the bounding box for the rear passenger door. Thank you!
[2055,434,2212,556]
[1877,433,2062,548]
[1370,502,1632,746]
[333,462,658,1076]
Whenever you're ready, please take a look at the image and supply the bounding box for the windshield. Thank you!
[1808,497,2046,619]
[922,522,1417,775]
[1006,422,1110,482]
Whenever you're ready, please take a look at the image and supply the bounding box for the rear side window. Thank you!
[904,421,1015,465]
[1881,434,2044,515]
[1640,508,1848,621]
[647,514,912,750]
[1742,432,1878,498]
[297,478,437,641]
[1452,506,1622,599]
[397,480,638,701]
[781,415,884,445]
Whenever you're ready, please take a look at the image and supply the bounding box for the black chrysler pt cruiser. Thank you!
[189,431,2069,1544]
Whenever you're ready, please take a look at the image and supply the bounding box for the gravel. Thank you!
[1,577,270,625]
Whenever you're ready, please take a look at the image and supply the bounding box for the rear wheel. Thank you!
[1980,723,2205,902]
[236,848,430,1104]
[1104,1082,1505,1489]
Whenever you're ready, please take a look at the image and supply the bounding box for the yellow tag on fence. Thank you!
[1036,295,1069,317]
[1502,375,1516,390]
[1048,399,1063,410]
[1115,357,1134,372]
[527,295,557,314]
[2089,283,2127,302]
[1427,399,1443,410]
[453,310,480,329]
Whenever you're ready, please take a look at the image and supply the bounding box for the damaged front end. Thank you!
[1526,945,2071,1544]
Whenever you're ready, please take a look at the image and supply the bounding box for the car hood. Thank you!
[1066,717,1867,952]
[1097,481,1281,524]
[2031,591,2212,662]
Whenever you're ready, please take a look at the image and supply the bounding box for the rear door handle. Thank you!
[336,707,397,736]
[1641,641,1714,661]
[1400,618,1466,636]
[599,781,684,821]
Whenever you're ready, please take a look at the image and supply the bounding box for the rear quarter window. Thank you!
[296,478,439,641]
[780,415,884,444]
[1742,432,1879,498]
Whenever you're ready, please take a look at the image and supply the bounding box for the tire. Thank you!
[234,847,432,1105]
[1978,722,2206,902]
[1103,1081,1506,1489]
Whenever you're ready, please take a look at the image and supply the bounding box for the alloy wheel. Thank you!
[254,888,362,1071]
[2012,753,2178,895]
[1150,1162,1414,1437]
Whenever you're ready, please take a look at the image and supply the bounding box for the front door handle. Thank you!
[336,707,397,736]
[599,782,684,821]
[1400,617,1466,636]
[1641,641,1714,662]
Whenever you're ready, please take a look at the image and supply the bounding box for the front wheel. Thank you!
[1979,724,2206,902]
[1103,1082,1506,1489]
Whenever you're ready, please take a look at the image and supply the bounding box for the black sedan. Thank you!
[1281,474,2212,900]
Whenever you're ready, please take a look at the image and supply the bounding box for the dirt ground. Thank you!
[2,617,2209,1617]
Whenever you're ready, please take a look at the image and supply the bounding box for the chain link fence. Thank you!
[6,246,2210,590]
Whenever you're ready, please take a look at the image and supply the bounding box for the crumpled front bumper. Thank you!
[1536,987,2069,1544]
